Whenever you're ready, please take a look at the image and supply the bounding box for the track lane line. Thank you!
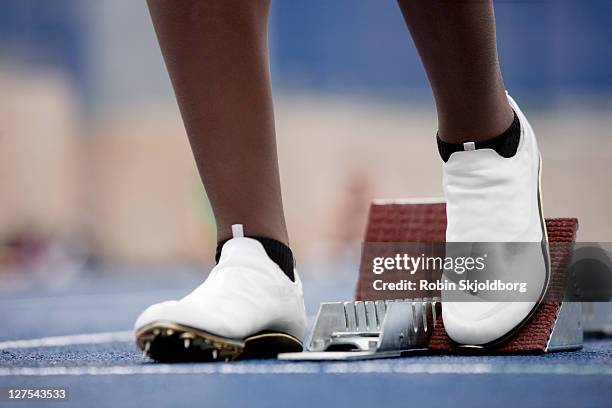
[0,331,133,350]
[0,362,610,377]
[0,314,316,350]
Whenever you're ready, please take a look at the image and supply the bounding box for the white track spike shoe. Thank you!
[441,93,550,346]
[134,224,307,362]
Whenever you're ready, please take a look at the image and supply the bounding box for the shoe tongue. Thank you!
[218,236,268,262]
[231,224,244,238]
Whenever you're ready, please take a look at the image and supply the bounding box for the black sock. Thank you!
[437,110,521,162]
[215,237,295,282]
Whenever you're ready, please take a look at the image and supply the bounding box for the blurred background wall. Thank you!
[0,0,611,272]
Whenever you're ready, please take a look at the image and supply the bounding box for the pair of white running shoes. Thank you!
[134,94,549,361]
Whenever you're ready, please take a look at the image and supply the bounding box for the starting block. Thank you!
[279,299,440,361]
[280,199,585,361]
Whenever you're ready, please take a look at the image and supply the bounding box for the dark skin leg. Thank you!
[146,0,513,247]
[398,0,514,143]
[146,0,289,245]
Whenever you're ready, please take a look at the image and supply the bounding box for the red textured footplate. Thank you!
[354,199,578,353]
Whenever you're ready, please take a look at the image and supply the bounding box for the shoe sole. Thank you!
[135,321,303,363]
[455,153,552,350]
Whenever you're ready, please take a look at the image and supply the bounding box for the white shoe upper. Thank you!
[133,228,307,342]
[441,93,549,345]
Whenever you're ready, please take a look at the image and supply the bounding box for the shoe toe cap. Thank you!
[133,298,249,339]
[442,301,536,345]
[133,300,178,331]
